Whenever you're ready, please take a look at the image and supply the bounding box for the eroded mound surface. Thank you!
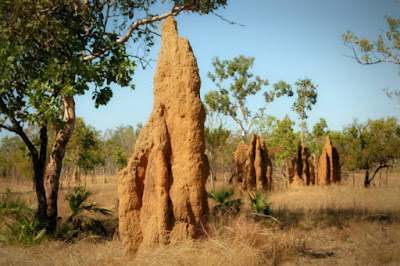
[234,134,273,191]
[118,17,209,256]
[286,145,315,186]
[317,136,341,185]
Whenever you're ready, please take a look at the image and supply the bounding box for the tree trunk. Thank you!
[33,159,48,226]
[364,169,370,187]
[300,118,305,144]
[44,96,76,232]
[32,125,49,227]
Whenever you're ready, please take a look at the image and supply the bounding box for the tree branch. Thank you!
[344,42,400,65]
[369,163,390,183]
[0,98,39,159]
[211,11,244,27]
[83,5,190,61]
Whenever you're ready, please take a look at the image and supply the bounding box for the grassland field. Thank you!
[1,168,400,265]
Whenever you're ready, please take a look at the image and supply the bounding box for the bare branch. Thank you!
[211,11,244,27]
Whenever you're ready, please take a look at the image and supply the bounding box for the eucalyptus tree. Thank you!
[291,78,318,144]
[0,0,228,231]
[204,55,293,138]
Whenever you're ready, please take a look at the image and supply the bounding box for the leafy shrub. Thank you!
[0,188,46,245]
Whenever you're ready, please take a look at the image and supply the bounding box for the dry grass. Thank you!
[1,169,400,265]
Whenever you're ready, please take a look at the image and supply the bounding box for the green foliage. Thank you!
[65,186,111,221]
[0,0,228,133]
[59,186,113,241]
[103,123,142,171]
[308,118,329,156]
[0,136,33,179]
[292,78,318,120]
[260,115,300,166]
[66,118,105,173]
[292,78,318,143]
[312,118,328,138]
[343,13,400,105]
[208,187,241,214]
[0,0,228,232]
[343,15,400,65]
[112,147,128,169]
[248,191,271,215]
[0,188,46,245]
[208,188,234,206]
[205,55,293,137]
[205,124,232,179]
[341,117,400,172]
[169,0,228,14]
[205,125,231,149]
[253,115,278,139]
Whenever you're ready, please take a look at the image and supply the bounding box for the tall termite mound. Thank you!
[317,136,341,185]
[286,145,315,186]
[234,134,273,191]
[118,17,209,256]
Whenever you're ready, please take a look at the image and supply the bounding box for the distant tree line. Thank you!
[0,119,142,184]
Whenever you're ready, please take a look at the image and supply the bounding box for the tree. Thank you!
[112,147,128,170]
[342,118,400,187]
[291,78,318,144]
[0,136,32,180]
[266,115,300,167]
[342,13,400,105]
[104,124,142,156]
[204,125,231,189]
[308,117,328,156]
[204,55,293,138]
[253,115,278,140]
[103,123,142,173]
[0,0,228,232]
[62,118,105,186]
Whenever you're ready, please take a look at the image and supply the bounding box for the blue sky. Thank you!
[64,1,400,134]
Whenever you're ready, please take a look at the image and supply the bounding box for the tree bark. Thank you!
[44,96,76,232]
[33,125,49,226]
[364,169,370,187]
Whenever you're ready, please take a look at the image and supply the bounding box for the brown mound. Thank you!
[118,17,209,256]
[317,136,341,185]
[234,134,273,191]
[286,145,315,186]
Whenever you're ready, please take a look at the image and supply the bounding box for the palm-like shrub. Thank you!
[249,191,271,215]
[208,187,241,216]
[65,186,110,222]
[59,186,112,241]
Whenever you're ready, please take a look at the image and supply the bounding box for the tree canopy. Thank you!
[342,117,400,186]
[291,78,318,144]
[204,55,293,137]
[0,0,228,231]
